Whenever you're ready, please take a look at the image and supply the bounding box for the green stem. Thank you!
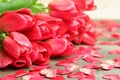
[0,33,6,40]
[0,32,6,48]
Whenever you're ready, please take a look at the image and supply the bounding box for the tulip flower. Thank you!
[36,13,67,38]
[35,13,67,36]
[24,13,67,41]
[81,31,96,45]
[48,0,78,15]
[47,38,76,57]
[0,8,35,32]
[2,32,32,59]
[32,42,52,65]
[23,21,53,41]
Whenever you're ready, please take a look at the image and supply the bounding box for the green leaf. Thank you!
[0,0,48,14]
[0,0,35,13]
[28,3,48,14]
[0,0,10,2]
[32,0,37,5]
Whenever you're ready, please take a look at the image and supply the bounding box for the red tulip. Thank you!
[31,42,51,65]
[37,22,54,40]
[81,31,96,45]
[3,32,32,59]
[60,40,77,56]
[47,38,68,57]
[24,13,67,41]
[48,0,78,22]
[0,8,35,32]
[47,38,76,57]
[49,0,77,13]
[23,21,53,41]
[35,13,67,36]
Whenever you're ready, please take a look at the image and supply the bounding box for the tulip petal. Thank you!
[0,50,13,68]
[24,26,42,40]
[11,57,26,68]
[11,54,32,68]
[12,70,28,78]
[67,72,84,78]
[40,68,57,78]
[15,8,32,15]
[30,65,49,72]
[35,13,62,22]
[61,41,76,56]
[0,13,27,32]
[50,11,75,22]
[38,23,54,40]
[25,55,32,67]
[3,36,20,59]
[49,0,75,11]
[33,44,50,65]
[47,38,68,57]
[22,72,45,80]
[29,42,39,62]
[10,32,32,47]
[50,76,65,80]
[57,69,72,75]
[71,0,84,11]
[103,74,120,80]
[82,32,96,45]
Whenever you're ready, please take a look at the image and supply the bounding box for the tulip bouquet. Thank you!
[1,0,120,80]
[0,0,96,68]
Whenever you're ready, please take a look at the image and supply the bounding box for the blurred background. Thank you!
[40,0,120,20]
